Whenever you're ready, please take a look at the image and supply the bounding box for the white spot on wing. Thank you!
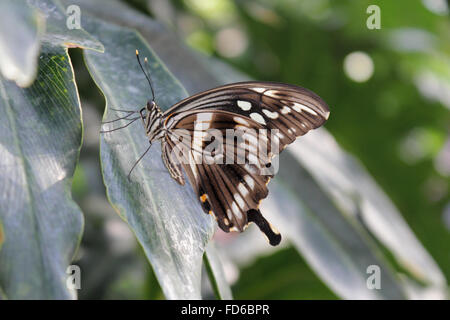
[250,112,266,125]
[237,100,252,111]
[281,106,291,114]
[238,183,248,196]
[262,109,279,119]
[264,90,279,98]
[188,152,199,179]
[252,87,266,93]
[196,113,214,122]
[244,175,255,189]
[234,116,250,127]
[234,193,245,209]
[231,202,242,219]
[292,102,318,116]
[193,114,211,160]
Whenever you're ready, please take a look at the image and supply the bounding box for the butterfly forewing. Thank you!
[164,81,329,149]
[159,81,329,246]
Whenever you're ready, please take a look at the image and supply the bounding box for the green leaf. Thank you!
[0,219,4,250]
[0,285,6,300]
[0,0,44,87]
[204,243,233,300]
[289,129,447,287]
[30,0,104,52]
[266,153,407,299]
[0,44,83,299]
[64,0,222,94]
[82,15,216,299]
[0,0,103,299]
[232,246,337,299]
[0,0,104,88]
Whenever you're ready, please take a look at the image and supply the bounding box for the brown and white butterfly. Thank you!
[102,51,330,246]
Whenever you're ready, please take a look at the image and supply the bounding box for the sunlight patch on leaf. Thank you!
[0,44,83,299]
[0,0,104,88]
[0,0,44,87]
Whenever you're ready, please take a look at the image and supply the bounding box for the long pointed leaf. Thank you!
[82,15,216,299]
[263,156,406,299]
[290,129,446,287]
[204,243,233,300]
[0,44,83,299]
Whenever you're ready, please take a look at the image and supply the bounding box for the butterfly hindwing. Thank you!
[163,112,278,241]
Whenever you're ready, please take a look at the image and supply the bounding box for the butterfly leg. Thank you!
[101,112,137,124]
[247,209,281,246]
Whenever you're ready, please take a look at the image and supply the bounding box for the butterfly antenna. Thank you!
[127,142,152,181]
[136,49,156,101]
[143,57,156,100]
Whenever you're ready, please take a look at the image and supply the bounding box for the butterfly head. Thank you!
[146,100,157,112]
[139,100,164,142]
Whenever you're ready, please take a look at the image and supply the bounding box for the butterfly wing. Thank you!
[163,81,329,152]
[161,139,185,185]
[161,81,330,245]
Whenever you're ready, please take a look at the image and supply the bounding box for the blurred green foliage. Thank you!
[70,0,449,299]
[233,247,338,299]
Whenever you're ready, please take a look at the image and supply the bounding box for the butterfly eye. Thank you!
[147,101,156,111]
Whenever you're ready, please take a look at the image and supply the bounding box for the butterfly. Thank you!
[102,50,330,246]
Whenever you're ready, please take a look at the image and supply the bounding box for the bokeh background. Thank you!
[70,0,450,299]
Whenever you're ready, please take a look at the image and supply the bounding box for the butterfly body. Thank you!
[132,80,330,246]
